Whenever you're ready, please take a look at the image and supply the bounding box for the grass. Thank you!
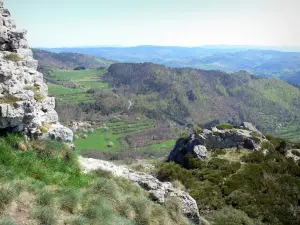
[75,130,121,152]
[138,140,176,154]
[52,69,104,81]
[0,134,189,225]
[75,120,156,152]
[47,69,110,104]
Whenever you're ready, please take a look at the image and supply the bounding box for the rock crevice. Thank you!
[0,0,72,141]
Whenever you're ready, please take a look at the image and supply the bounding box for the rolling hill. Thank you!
[41,46,300,85]
[103,63,300,141]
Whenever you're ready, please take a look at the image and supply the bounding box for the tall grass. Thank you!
[0,135,189,225]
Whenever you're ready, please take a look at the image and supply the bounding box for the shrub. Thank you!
[261,141,274,151]
[209,207,255,225]
[4,53,21,62]
[216,123,233,130]
[32,206,57,225]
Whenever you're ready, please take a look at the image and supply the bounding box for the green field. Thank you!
[74,120,156,152]
[75,130,121,152]
[47,69,110,104]
[52,69,105,81]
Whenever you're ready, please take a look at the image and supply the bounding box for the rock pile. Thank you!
[0,0,72,142]
[168,122,266,165]
[79,156,202,224]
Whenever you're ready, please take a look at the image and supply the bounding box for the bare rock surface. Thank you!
[0,0,72,141]
[79,156,202,224]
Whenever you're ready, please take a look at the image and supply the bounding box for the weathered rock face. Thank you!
[168,122,266,165]
[79,156,202,224]
[0,1,72,142]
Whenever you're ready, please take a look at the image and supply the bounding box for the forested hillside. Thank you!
[103,63,300,141]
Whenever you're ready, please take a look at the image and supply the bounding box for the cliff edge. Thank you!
[0,0,72,142]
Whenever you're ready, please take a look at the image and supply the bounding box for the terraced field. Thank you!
[74,120,156,152]
[47,69,109,104]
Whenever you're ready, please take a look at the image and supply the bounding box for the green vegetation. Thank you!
[47,69,110,104]
[193,124,203,134]
[216,123,234,130]
[4,53,21,62]
[0,134,188,225]
[74,120,156,152]
[0,95,20,105]
[157,144,300,225]
[103,63,300,142]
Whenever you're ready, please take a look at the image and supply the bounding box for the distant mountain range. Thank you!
[40,46,300,85]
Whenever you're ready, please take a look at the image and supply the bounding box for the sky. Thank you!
[5,0,300,48]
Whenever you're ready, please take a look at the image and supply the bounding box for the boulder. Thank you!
[168,123,265,166]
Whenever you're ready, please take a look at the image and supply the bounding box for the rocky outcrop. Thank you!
[286,149,300,161]
[0,0,72,142]
[79,156,202,224]
[168,123,266,165]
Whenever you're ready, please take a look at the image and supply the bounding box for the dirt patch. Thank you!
[3,192,35,225]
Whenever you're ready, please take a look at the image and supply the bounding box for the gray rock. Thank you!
[41,124,73,143]
[0,3,73,142]
[168,123,265,166]
[79,156,201,224]
[286,149,300,161]
[241,122,261,134]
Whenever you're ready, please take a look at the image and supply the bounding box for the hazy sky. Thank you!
[5,0,300,47]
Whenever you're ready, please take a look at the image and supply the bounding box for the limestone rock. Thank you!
[168,123,266,166]
[79,156,201,224]
[286,149,300,161]
[0,1,73,142]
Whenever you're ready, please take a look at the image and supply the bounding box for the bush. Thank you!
[4,53,21,62]
[209,207,255,225]
[216,123,233,130]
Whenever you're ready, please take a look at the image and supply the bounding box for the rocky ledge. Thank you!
[0,0,72,141]
[79,156,204,225]
[168,122,267,166]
